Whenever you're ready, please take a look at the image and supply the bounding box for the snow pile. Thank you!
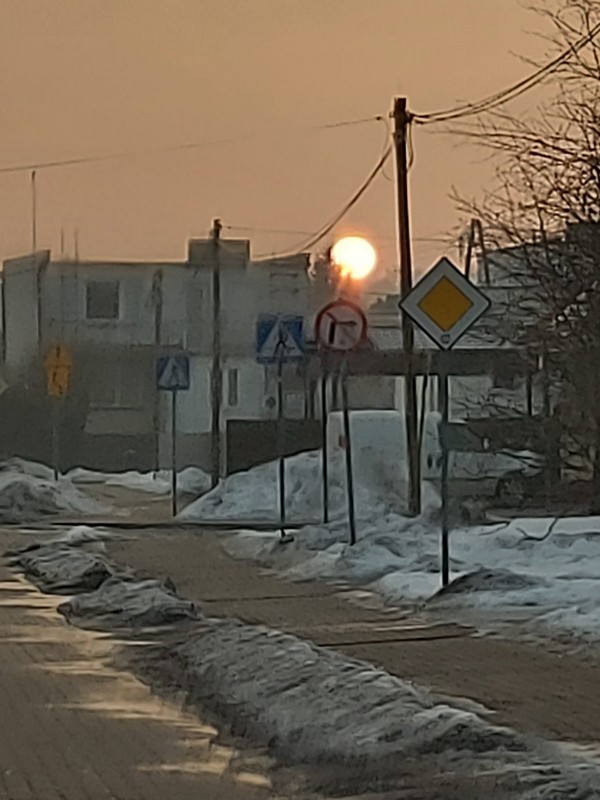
[0,457,56,481]
[177,618,523,760]
[224,514,600,642]
[0,471,105,523]
[68,466,210,496]
[7,531,599,793]
[59,576,197,629]
[169,619,597,795]
[51,524,114,546]
[179,449,439,523]
[10,544,113,593]
[8,536,197,628]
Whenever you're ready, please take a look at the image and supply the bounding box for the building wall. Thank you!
[3,252,46,375]
[0,241,338,472]
[41,261,165,349]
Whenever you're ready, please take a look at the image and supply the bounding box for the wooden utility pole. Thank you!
[152,268,164,472]
[210,218,223,489]
[31,170,37,253]
[393,97,421,515]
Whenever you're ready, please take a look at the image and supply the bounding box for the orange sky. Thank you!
[0,0,550,285]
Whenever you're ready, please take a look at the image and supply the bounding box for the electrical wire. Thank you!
[224,224,449,244]
[0,115,384,176]
[414,20,600,125]
[252,144,393,260]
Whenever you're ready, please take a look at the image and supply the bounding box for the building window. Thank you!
[227,368,239,407]
[86,281,120,320]
[493,372,519,391]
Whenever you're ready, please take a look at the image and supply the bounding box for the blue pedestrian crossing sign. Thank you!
[156,354,190,391]
[256,314,305,364]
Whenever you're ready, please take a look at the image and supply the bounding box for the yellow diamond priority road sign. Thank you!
[399,257,490,350]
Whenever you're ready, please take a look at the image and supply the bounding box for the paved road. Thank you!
[108,528,600,747]
[0,562,274,800]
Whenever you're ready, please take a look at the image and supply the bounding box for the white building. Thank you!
[0,237,333,471]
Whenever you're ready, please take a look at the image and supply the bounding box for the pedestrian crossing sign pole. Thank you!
[255,315,305,543]
[156,354,191,517]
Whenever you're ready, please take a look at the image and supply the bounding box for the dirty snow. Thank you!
[0,471,106,523]
[9,543,113,593]
[179,449,440,523]
[222,511,600,645]
[59,576,197,629]
[68,466,210,496]
[8,537,197,627]
[0,457,56,481]
[173,414,600,645]
[167,619,599,796]
[7,537,600,795]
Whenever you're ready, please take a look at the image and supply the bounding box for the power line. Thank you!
[0,114,384,176]
[414,20,600,125]
[252,144,393,260]
[224,223,450,244]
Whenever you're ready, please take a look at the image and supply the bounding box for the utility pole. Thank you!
[393,96,421,516]
[31,170,37,253]
[210,218,223,489]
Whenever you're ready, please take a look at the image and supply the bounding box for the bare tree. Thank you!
[454,0,600,490]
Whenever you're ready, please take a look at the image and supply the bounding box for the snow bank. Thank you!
[0,472,105,523]
[59,576,197,629]
[0,457,56,481]
[168,619,597,796]
[68,466,210,496]
[9,538,197,627]
[179,449,439,523]
[11,544,113,593]
[223,513,600,643]
[177,618,523,761]
[9,540,600,793]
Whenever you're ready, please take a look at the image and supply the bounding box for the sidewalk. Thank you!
[108,528,600,747]
[0,563,273,800]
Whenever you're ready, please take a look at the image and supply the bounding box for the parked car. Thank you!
[326,410,543,506]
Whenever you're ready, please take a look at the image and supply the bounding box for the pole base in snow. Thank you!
[279,533,295,545]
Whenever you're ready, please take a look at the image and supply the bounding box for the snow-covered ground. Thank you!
[177,446,600,646]
[7,534,600,795]
[0,458,106,522]
[223,514,600,643]
[178,448,438,523]
[0,455,210,523]
[68,465,210,496]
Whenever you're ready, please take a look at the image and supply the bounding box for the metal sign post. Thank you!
[439,355,450,587]
[320,368,329,524]
[51,400,60,481]
[276,341,287,541]
[340,360,357,546]
[156,354,191,518]
[44,344,73,481]
[171,390,179,517]
[255,314,305,542]
[399,257,491,586]
[315,299,367,545]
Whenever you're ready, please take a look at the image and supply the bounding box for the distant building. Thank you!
[0,238,333,472]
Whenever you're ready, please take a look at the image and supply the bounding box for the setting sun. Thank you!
[331,236,377,280]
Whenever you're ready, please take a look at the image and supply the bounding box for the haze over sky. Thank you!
[0,0,550,285]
